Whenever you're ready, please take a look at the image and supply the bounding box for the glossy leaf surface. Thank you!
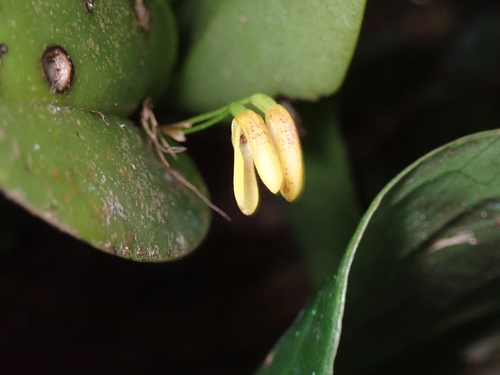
[257,129,500,374]
[0,99,210,261]
[174,0,366,112]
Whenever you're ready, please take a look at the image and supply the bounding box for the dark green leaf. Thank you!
[257,129,500,374]
[0,99,210,261]
[337,129,500,373]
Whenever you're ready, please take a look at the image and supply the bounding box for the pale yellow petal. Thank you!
[235,110,283,194]
[231,119,259,215]
[265,105,304,201]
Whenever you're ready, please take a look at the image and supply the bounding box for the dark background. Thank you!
[1,0,500,374]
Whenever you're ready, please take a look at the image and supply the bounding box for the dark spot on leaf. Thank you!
[92,203,104,221]
[84,0,95,12]
[87,166,98,183]
[132,0,150,34]
[0,44,7,69]
[42,46,74,93]
[50,169,63,181]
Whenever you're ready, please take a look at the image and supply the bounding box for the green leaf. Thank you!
[173,0,366,112]
[255,238,354,375]
[257,129,500,374]
[336,130,500,373]
[0,0,177,116]
[0,99,210,261]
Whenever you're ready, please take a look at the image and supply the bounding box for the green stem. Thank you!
[164,94,261,135]
[183,111,230,134]
[181,105,230,125]
[180,96,255,134]
[179,96,253,125]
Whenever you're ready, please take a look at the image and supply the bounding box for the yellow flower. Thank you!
[229,96,303,215]
[231,109,283,215]
[160,93,303,219]
[265,104,304,202]
[231,119,259,215]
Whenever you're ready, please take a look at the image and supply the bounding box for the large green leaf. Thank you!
[336,130,500,373]
[173,0,366,112]
[0,99,210,261]
[257,129,500,374]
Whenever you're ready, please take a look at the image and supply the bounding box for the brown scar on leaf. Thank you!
[87,165,98,184]
[42,46,74,94]
[0,44,8,69]
[84,0,95,13]
[49,169,63,181]
[132,0,150,34]
[140,98,231,221]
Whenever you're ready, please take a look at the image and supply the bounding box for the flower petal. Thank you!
[235,110,283,194]
[231,119,259,215]
[265,105,304,201]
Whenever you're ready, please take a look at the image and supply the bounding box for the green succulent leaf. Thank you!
[336,129,500,373]
[257,129,500,374]
[174,0,366,112]
[0,99,210,261]
[0,0,176,116]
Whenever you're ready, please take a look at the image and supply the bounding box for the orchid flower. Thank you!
[161,93,304,217]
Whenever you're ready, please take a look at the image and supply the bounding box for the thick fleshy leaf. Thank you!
[0,99,210,261]
[257,129,500,374]
[173,0,366,112]
[0,0,176,116]
[336,130,500,373]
